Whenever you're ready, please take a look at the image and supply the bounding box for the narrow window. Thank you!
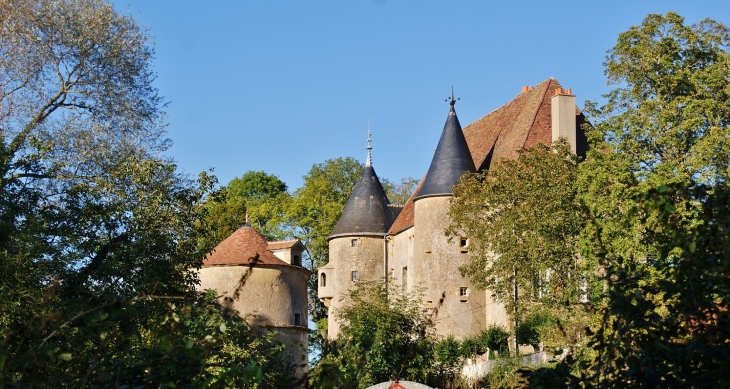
[460,287,469,297]
[294,313,301,326]
[292,254,301,266]
[351,271,359,282]
[351,239,358,247]
[320,273,326,287]
[460,237,468,247]
[402,267,408,291]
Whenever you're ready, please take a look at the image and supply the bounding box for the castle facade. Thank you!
[318,78,588,340]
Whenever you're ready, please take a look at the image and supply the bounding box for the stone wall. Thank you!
[198,265,309,385]
[327,235,386,339]
[413,196,486,339]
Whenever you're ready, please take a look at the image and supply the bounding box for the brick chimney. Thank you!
[551,87,576,154]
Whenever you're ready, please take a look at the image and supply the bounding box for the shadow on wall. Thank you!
[220,253,261,316]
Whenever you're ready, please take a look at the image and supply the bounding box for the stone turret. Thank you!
[198,225,310,386]
[320,130,400,339]
[412,92,484,339]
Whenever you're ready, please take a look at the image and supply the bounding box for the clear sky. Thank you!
[111,1,730,191]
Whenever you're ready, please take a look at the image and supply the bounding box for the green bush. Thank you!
[515,310,554,346]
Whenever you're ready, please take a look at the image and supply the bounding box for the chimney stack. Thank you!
[551,87,577,154]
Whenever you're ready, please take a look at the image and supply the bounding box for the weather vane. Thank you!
[366,120,372,167]
[445,86,459,106]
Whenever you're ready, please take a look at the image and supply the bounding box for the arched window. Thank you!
[320,273,326,287]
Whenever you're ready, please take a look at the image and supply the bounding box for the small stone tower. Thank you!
[319,130,400,339]
[412,91,484,339]
[199,225,310,386]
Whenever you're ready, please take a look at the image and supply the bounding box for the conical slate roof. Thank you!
[329,165,397,239]
[415,100,475,199]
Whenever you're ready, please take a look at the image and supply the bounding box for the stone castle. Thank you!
[195,78,588,384]
[318,78,588,340]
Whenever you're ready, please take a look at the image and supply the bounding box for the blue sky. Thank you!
[112,1,730,190]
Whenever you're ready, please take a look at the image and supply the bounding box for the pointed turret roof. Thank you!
[414,90,476,199]
[329,132,398,239]
[388,78,589,235]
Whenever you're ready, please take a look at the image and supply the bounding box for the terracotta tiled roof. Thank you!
[267,239,300,251]
[387,174,426,234]
[203,226,291,267]
[463,78,588,170]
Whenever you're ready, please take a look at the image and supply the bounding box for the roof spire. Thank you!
[446,86,459,114]
[366,120,372,167]
[244,209,250,227]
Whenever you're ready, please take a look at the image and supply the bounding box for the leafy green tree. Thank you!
[287,157,362,352]
[382,176,420,205]
[525,12,730,388]
[309,280,434,389]
[0,0,294,386]
[204,170,292,245]
[448,140,593,351]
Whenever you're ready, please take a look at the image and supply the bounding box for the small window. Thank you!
[351,271,359,282]
[460,237,468,247]
[426,300,433,309]
[320,273,326,287]
[460,287,469,297]
[351,239,358,247]
[402,267,408,291]
[292,254,301,266]
[294,313,301,326]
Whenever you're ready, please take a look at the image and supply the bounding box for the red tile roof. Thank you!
[387,78,588,236]
[203,226,291,267]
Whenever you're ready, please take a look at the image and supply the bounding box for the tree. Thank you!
[309,280,434,389]
[382,176,420,205]
[525,13,730,387]
[0,0,294,386]
[448,141,593,351]
[287,157,362,334]
[204,170,292,246]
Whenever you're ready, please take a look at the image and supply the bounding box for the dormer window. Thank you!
[294,313,301,326]
[292,254,301,266]
[320,273,326,287]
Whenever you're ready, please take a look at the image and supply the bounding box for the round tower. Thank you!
[199,226,311,386]
[412,91,485,339]
[321,130,399,339]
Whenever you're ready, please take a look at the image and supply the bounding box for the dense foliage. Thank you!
[0,0,292,386]
[204,170,292,246]
[308,281,433,388]
[449,12,730,388]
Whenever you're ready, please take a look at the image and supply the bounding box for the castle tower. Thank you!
[319,130,400,339]
[199,225,310,386]
[412,90,484,339]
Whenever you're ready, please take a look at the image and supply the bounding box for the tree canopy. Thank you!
[204,170,292,246]
[0,1,293,386]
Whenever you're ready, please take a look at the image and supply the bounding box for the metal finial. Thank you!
[446,86,460,113]
[366,120,372,167]
[244,209,249,227]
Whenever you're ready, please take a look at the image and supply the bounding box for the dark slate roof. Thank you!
[414,102,476,199]
[329,166,398,239]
